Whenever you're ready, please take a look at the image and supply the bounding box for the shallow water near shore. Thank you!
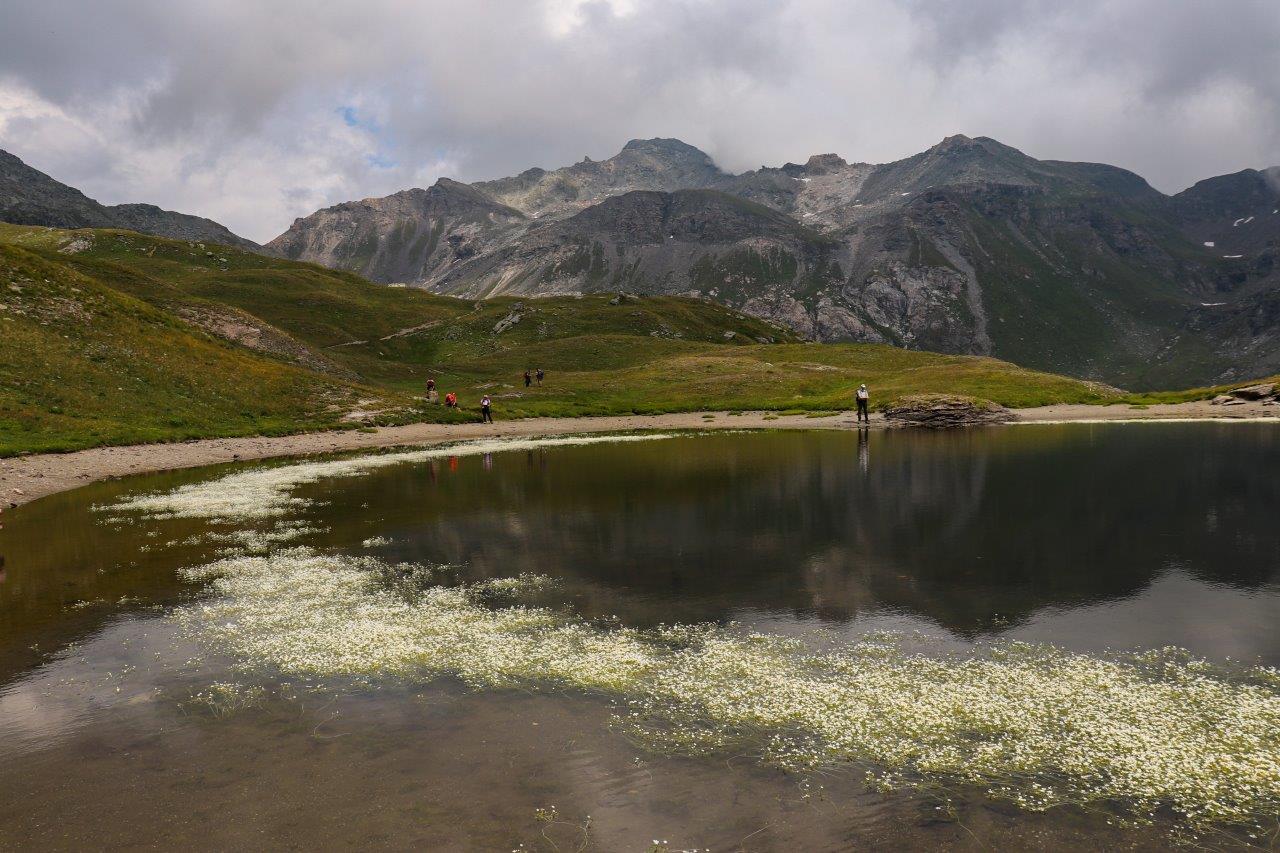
[2,425,1279,850]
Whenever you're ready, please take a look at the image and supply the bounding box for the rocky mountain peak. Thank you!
[472,137,726,219]
[604,137,722,177]
[925,134,1028,163]
[930,133,975,152]
[619,137,711,159]
[803,153,849,175]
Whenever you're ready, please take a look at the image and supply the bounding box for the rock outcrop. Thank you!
[882,394,1014,428]
[1228,382,1277,400]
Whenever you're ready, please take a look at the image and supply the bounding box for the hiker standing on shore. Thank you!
[481,394,494,423]
[524,370,532,388]
[855,383,870,424]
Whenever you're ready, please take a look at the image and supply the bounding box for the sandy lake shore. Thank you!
[2,400,1277,509]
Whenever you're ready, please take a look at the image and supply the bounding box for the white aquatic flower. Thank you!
[174,547,1280,830]
[109,434,676,522]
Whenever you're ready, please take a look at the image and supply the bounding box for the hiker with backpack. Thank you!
[481,394,494,423]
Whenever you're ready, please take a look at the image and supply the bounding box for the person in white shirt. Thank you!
[855,383,870,424]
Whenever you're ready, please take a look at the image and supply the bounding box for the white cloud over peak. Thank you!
[1,0,1277,242]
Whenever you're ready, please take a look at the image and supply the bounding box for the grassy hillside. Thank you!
[0,239,370,454]
[0,223,1153,456]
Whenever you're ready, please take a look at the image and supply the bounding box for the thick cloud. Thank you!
[1,0,1277,241]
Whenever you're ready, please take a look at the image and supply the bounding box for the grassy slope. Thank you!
[0,239,368,454]
[1,223,1223,456]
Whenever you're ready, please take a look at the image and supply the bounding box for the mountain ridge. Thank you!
[0,149,261,251]
[4,136,1277,388]
[264,134,1279,387]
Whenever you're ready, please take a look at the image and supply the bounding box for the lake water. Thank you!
[1,424,1278,850]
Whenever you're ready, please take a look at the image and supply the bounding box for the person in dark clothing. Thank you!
[481,394,494,423]
[535,368,544,386]
[524,370,532,388]
[855,383,870,424]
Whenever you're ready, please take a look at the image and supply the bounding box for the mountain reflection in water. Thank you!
[281,424,1280,660]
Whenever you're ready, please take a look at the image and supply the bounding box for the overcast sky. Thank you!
[2,0,1278,242]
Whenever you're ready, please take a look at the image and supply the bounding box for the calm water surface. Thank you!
[1,424,1278,850]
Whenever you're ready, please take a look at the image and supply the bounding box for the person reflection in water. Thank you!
[858,428,870,474]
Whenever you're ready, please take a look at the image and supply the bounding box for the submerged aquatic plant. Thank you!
[184,523,327,554]
[176,547,1280,830]
[109,434,676,523]
[186,681,266,718]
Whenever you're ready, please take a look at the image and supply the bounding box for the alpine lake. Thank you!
[2,424,1278,851]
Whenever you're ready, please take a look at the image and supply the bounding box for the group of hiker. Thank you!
[423,373,869,426]
[425,370,546,423]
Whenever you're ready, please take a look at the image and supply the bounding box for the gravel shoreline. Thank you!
[3,401,1276,509]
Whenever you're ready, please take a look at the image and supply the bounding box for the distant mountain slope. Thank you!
[269,135,1279,388]
[0,149,261,251]
[2,221,1122,455]
[268,178,526,285]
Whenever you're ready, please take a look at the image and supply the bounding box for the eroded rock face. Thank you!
[882,394,1014,428]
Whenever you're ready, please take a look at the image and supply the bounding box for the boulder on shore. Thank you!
[882,394,1014,428]
[1228,383,1277,400]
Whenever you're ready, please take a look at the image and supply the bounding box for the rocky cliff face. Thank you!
[267,179,526,284]
[270,135,1280,388]
[0,149,260,251]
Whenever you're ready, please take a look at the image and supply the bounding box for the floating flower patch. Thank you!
[176,547,1280,831]
[109,434,675,522]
